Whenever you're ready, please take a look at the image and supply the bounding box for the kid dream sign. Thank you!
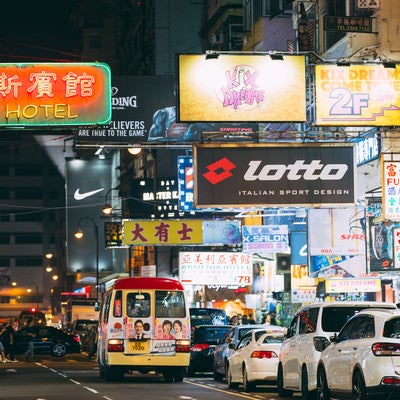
[0,63,111,126]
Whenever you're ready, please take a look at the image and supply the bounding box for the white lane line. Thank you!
[83,386,99,394]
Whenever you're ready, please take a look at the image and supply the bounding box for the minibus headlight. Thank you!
[108,339,124,352]
[175,339,191,353]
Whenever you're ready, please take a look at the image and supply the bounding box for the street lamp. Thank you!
[74,217,99,303]
[101,187,120,216]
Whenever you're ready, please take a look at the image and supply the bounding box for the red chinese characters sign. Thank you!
[122,219,203,245]
[0,63,111,126]
[383,160,400,221]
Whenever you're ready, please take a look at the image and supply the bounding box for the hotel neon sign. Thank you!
[0,62,111,127]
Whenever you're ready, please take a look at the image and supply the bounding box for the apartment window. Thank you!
[15,234,43,244]
[14,188,42,200]
[0,234,10,244]
[15,257,42,267]
[0,257,10,267]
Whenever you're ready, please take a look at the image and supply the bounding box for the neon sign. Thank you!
[0,63,111,126]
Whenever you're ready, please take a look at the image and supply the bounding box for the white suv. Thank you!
[317,308,400,399]
[277,301,398,400]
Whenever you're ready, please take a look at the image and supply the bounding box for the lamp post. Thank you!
[74,217,99,303]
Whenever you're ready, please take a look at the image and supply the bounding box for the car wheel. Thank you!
[352,370,367,400]
[301,366,316,400]
[242,365,255,392]
[213,367,224,381]
[316,366,330,400]
[226,364,238,389]
[52,343,67,357]
[277,364,293,397]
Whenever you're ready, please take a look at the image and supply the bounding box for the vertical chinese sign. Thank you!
[0,63,111,126]
[383,160,400,221]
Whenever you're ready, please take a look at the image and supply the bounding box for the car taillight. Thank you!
[176,339,191,353]
[381,376,400,385]
[191,343,210,352]
[108,339,124,352]
[372,342,400,356]
[313,336,330,352]
[73,335,81,344]
[251,350,278,359]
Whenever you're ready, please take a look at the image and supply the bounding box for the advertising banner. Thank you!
[123,219,203,245]
[0,63,111,126]
[242,225,289,253]
[325,278,381,293]
[308,208,366,256]
[76,75,257,143]
[290,231,308,264]
[194,144,355,207]
[177,54,306,122]
[179,251,253,285]
[315,64,400,126]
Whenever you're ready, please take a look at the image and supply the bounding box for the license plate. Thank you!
[126,340,149,354]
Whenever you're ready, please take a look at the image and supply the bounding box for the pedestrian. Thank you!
[23,320,36,361]
[2,319,17,362]
[248,313,256,324]
[0,329,8,363]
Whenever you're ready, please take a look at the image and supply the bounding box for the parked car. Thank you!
[71,319,98,353]
[277,301,398,400]
[188,324,231,376]
[226,328,285,392]
[213,323,284,380]
[14,325,81,357]
[189,308,228,326]
[317,308,400,400]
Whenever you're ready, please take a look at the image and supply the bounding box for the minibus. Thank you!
[97,277,191,382]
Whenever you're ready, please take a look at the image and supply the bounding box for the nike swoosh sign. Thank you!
[74,188,104,200]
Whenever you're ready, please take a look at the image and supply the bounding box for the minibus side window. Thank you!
[127,292,150,317]
[114,290,122,317]
[103,293,111,323]
[155,290,186,318]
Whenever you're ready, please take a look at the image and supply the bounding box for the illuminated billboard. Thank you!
[177,54,306,122]
[315,64,400,126]
[0,62,111,126]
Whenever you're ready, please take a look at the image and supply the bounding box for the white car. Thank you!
[317,309,400,400]
[213,324,273,380]
[277,301,398,400]
[226,328,285,392]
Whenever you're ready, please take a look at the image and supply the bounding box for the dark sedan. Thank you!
[14,326,81,357]
[188,324,232,376]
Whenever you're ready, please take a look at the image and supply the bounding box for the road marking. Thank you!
[184,379,262,399]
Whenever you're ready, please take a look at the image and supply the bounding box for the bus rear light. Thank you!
[108,339,124,352]
[176,339,191,353]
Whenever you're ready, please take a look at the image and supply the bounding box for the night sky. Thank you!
[0,0,77,62]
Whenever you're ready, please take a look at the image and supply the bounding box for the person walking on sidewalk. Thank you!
[23,320,36,361]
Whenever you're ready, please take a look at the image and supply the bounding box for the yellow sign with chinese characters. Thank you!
[0,63,111,126]
[123,219,203,245]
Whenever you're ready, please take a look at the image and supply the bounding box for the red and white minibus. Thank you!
[97,277,191,382]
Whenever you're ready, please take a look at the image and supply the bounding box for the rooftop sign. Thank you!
[0,62,111,127]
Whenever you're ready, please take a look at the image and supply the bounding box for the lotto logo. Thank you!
[203,157,236,184]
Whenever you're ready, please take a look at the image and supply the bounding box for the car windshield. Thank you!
[194,327,231,344]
